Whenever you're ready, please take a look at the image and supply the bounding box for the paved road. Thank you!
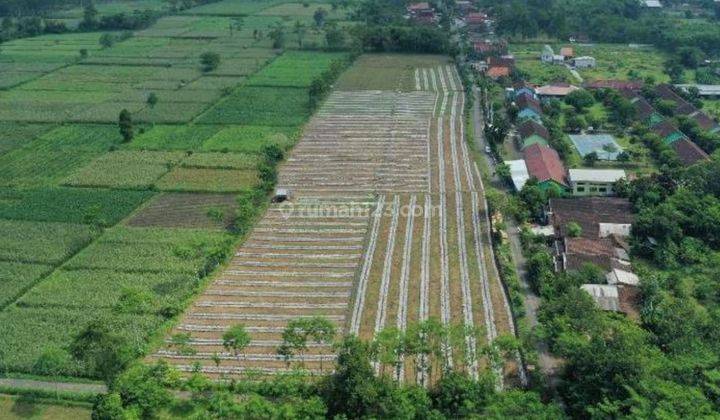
[470,86,561,382]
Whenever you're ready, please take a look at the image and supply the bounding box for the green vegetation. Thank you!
[0,187,152,225]
[0,394,91,420]
[0,125,122,187]
[201,125,298,153]
[128,125,222,151]
[63,151,184,189]
[197,86,310,126]
[156,167,259,193]
[0,220,96,265]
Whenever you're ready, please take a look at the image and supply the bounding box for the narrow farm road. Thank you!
[470,86,561,383]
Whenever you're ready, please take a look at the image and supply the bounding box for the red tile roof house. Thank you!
[560,47,575,59]
[652,120,686,144]
[487,66,510,79]
[671,138,709,166]
[689,110,720,133]
[465,12,488,27]
[523,144,568,193]
[655,84,697,115]
[488,55,516,68]
[517,119,550,149]
[407,2,431,12]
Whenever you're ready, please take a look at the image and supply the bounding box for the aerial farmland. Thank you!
[0,0,528,415]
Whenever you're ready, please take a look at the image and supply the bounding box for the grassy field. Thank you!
[0,395,91,420]
[509,42,671,84]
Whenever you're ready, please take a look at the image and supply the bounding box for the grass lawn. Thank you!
[0,395,91,420]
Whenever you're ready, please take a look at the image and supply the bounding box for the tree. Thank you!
[565,89,595,112]
[664,60,685,84]
[34,348,70,399]
[70,319,135,385]
[222,324,251,362]
[92,392,125,420]
[118,109,133,142]
[99,33,115,49]
[584,151,599,167]
[200,51,221,72]
[325,24,346,51]
[147,92,158,108]
[483,390,564,419]
[80,1,99,31]
[314,7,328,28]
[320,336,376,417]
[79,48,88,59]
[372,327,402,377]
[269,24,286,49]
[113,362,176,418]
[678,46,705,69]
[567,221,583,237]
[293,20,307,49]
[280,319,311,368]
[307,316,336,373]
[566,114,587,133]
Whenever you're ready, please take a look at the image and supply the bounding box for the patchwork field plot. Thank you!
[0,3,355,383]
[126,193,239,229]
[201,125,298,153]
[0,187,152,225]
[0,219,96,265]
[197,86,311,126]
[63,151,185,189]
[0,225,232,378]
[156,167,258,193]
[0,262,53,308]
[0,123,55,156]
[0,125,122,187]
[156,58,521,385]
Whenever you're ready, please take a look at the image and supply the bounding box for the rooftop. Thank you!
[584,80,643,90]
[518,119,550,141]
[505,159,530,191]
[671,138,709,166]
[487,66,510,78]
[536,84,580,97]
[523,144,567,187]
[549,197,634,239]
[581,284,620,312]
[676,84,720,96]
[568,169,626,183]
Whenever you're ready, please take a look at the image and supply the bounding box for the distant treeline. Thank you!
[0,0,222,42]
[482,0,720,55]
[349,0,450,53]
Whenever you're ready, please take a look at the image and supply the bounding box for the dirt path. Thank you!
[470,86,561,382]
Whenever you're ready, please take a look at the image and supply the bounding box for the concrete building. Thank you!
[568,169,626,196]
[573,56,596,69]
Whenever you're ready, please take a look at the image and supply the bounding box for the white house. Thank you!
[574,56,596,69]
[568,169,626,196]
[541,45,554,63]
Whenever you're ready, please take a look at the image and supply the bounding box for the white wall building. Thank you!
[568,169,626,196]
